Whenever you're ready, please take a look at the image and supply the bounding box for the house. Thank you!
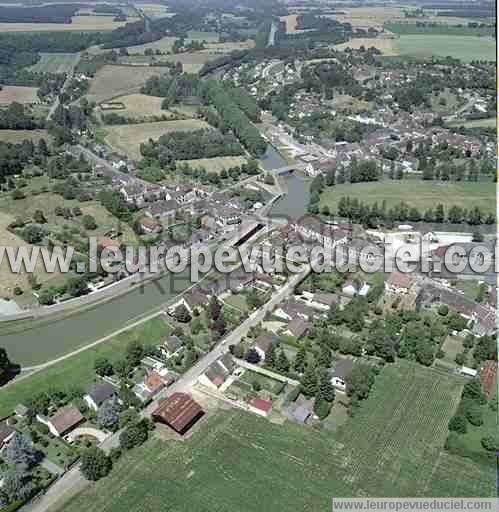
[198,354,235,390]
[385,271,411,294]
[248,398,272,417]
[330,358,354,392]
[214,207,242,226]
[459,366,478,378]
[342,278,370,297]
[134,370,166,402]
[14,404,31,419]
[284,318,309,338]
[152,393,204,434]
[171,186,196,204]
[253,332,279,360]
[0,422,15,450]
[161,335,183,358]
[274,300,316,322]
[292,215,347,249]
[338,238,382,267]
[145,200,179,219]
[167,288,209,316]
[84,381,116,411]
[96,237,121,251]
[37,405,84,438]
[139,217,162,234]
[120,181,145,204]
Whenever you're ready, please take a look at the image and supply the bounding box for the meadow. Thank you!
[385,22,494,37]
[0,317,167,418]
[319,180,495,215]
[0,15,136,32]
[104,119,210,159]
[86,65,169,104]
[0,85,38,105]
[448,117,496,129]
[61,362,494,512]
[177,156,248,174]
[0,129,49,143]
[28,52,80,74]
[394,34,496,62]
[335,37,397,55]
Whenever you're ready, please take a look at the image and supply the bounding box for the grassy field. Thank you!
[333,6,407,29]
[86,65,169,104]
[385,22,494,37]
[0,129,49,143]
[105,119,210,159]
[335,37,397,55]
[0,15,136,32]
[319,180,495,215]
[0,85,38,105]
[177,156,248,174]
[28,53,80,74]
[0,317,167,418]
[448,117,496,129]
[394,35,496,62]
[61,362,493,511]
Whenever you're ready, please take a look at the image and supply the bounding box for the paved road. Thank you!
[24,262,311,512]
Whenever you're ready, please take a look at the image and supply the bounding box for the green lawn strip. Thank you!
[0,317,167,417]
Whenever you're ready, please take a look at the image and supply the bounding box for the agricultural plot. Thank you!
[0,15,136,33]
[138,3,175,19]
[176,156,248,174]
[0,129,49,143]
[333,7,407,29]
[279,14,298,33]
[28,53,80,74]
[318,180,496,215]
[0,85,39,105]
[86,65,169,104]
[62,365,494,512]
[335,37,398,55]
[384,22,494,37]
[149,51,224,73]
[104,119,210,159]
[393,35,496,62]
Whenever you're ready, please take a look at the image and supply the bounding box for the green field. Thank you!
[385,22,494,37]
[177,156,248,174]
[394,35,496,62]
[28,53,80,74]
[448,117,496,129]
[319,180,495,214]
[61,362,494,512]
[0,317,167,418]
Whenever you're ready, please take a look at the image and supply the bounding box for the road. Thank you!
[46,53,81,122]
[24,261,311,512]
[267,21,278,47]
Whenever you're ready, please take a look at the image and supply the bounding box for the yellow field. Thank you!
[0,15,138,33]
[86,65,168,104]
[280,14,298,34]
[105,119,210,159]
[335,36,398,55]
[333,7,407,29]
[177,156,248,174]
[0,129,49,143]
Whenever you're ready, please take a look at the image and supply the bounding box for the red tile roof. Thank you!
[248,398,272,413]
[144,371,165,393]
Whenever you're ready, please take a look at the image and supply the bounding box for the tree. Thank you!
[313,395,331,420]
[245,348,261,364]
[465,402,483,426]
[38,289,55,305]
[276,350,290,373]
[119,419,150,450]
[462,380,486,404]
[80,447,112,481]
[33,210,46,224]
[67,276,88,297]
[437,304,449,316]
[448,415,467,434]
[317,345,332,369]
[22,225,44,244]
[209,296,222,321]
[293,347,307,373]
[174,303,192,323]
[1,469,35,503]
[126,340,144,366]
[480,435,497,452]
[94,357,113,377]
[0,347,14,383]
[97,397,121,430]
[265,343,276,368]
[318,369,335,402]
[82,214,97,230]
[3,432,39,469]
[300,365,318,397]
[346,364,375,401]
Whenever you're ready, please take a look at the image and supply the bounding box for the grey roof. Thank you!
[87,381,116,407]
[289,403,311,424]
[14,404,30,416]
[286,318,309,338]
[220,353,235,373]
[163,335,182,354]
[0,422,15,443]
[332,358,354,380]
[255,332,278,353]
[147,200,179,216]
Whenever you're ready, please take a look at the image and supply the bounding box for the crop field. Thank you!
[28,53,80,74]
[332,7,407,29]
[177,156,248,174]
[0,85,39,105]
[280,14,298,33]
[107,93,164,119]
[0,317,167,418]
[394,35,496,62]
[384,22,494,37]
[0,129,49,143]
[335,37,397,55]
[0,15,137,32]
[138,3,175,19]
[150,51,225,73]
[61,363,493,512]
[319,180,495,215]
[186,30,220,43]
[448,117,496,129]
[105,119,210,159]
[86,65,169,104]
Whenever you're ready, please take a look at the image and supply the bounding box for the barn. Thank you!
[151,392,204,434]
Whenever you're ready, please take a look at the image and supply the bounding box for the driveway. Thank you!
[67,427,109,444]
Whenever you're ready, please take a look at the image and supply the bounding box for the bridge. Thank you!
[266,163,307,176]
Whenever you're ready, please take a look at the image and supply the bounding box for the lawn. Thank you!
[239,369,285,394]
[28,53,80,74]
[176,156,248,174]
[0,85,38,105]
[440,335,466,366]
[0,317,167,418]
[394,34,496,62]
[86,65,169,105]
[0,129,49,143]
[319,179,495,215]
[385,22,494,37]
[61,362,494,512]
[105,119,210,160]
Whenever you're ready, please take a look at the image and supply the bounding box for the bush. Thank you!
[438,304,449,316]
[480,436,497,452]
[448,415,467,434]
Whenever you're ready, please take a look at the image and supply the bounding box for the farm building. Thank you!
[152,392,204,434]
